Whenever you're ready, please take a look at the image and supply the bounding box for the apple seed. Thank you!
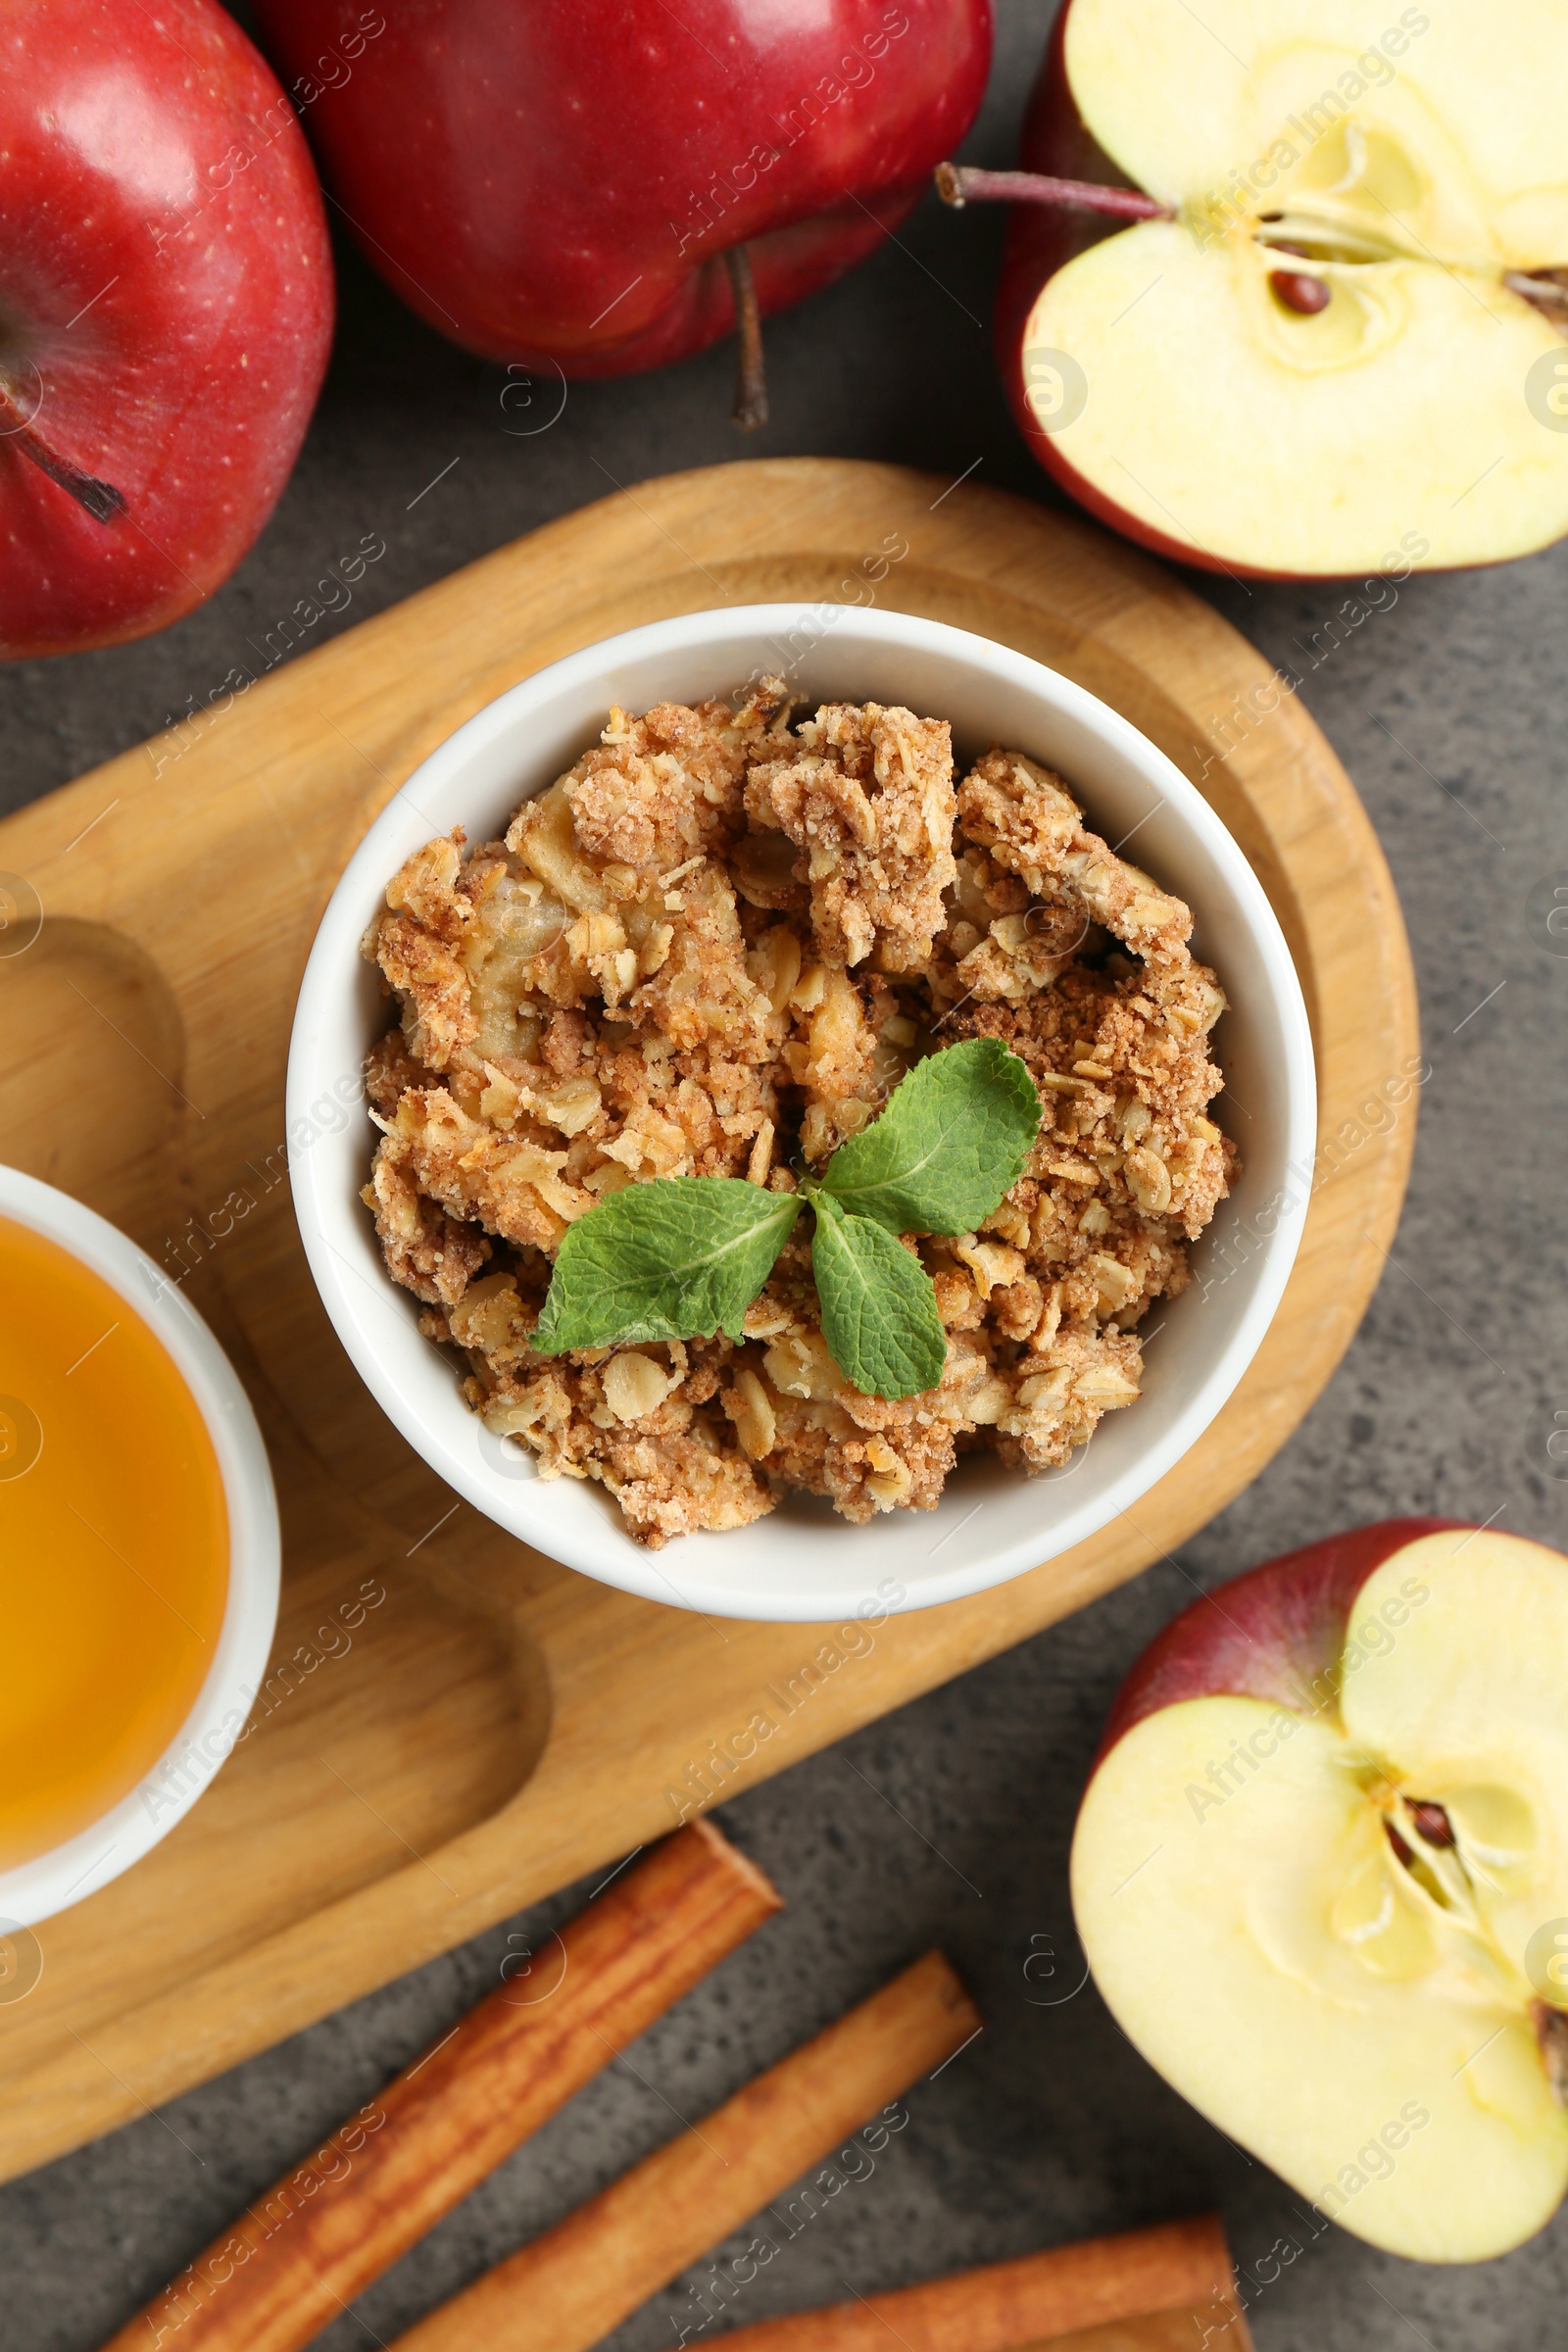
[1268,270,1331,318]
[1385,1820,1415,1869]
[1407,1799,1456,1848]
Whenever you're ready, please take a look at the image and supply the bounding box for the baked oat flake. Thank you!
[362,685,1238,1546]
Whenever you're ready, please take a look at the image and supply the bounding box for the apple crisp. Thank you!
[361,684,1237,1545]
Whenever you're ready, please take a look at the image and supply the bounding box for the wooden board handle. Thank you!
[392,1947,982,2352]
[698,2218,1244,2352]
[110,1821,781,2352]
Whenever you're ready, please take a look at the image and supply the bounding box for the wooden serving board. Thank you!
[0,460,1416,2183]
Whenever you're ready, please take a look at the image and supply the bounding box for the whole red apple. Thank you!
[1071,1518,1568,2262]
[944,0,1568,576]
[248,0,990,418]
[0,0,333,659]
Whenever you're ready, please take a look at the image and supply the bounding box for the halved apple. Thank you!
[976,0,1568,575]
[1071,1520,1568,2261]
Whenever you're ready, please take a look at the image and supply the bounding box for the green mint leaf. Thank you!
[809,1192,949,1400]
[819,1036,1042,1237]
[533,1177,800,1352]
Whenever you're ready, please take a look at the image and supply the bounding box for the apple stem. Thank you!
[0,381,123,525]
[934,162,1172,223]
[1532,2002,1568,2108]
[724,245,768,432]
[1504,268,1568,321]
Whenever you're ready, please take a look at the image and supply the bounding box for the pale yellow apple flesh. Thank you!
[1071,1531,1568,2260]
[1025,0,1568,571]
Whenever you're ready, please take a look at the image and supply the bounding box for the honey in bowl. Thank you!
[0,1215,229,1871]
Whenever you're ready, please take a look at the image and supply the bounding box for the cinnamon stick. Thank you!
[696,2219,1247,2352]
[1018,2302,1254,2352]
[390,1948,982,2352]
[107,1822,781,2352]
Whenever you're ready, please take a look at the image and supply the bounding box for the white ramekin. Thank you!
[0,1167,280,1930]
[288,606,1314,1623]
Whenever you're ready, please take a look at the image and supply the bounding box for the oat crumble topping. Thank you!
[361,685,1238,1546]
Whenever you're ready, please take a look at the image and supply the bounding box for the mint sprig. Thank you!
[531,1038,1041,1399]
[818,1035,1042,1235]
[809,1193,949,1398]
[534,1179,800,1352]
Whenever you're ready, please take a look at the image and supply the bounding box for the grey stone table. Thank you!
[3,4,1565,2345]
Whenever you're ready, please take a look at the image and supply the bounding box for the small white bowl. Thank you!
[288,606,1314,1623]
[0,1168,280,1929]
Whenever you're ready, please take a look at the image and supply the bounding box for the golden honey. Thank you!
[0,1216,228,1870]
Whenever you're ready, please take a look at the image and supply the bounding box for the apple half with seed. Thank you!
[1071,1520,1568,2260]
[948,0,1568,575]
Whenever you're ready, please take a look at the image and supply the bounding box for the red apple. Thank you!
[0,0,333,659]
[1071,1519,1568,2260]
[943,0,1568,576]
[247,0,991,420]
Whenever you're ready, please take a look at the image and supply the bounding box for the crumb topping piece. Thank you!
[746,702,956,970]
[363,685,1237,1545]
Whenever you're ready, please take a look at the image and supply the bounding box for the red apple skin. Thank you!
[0,0,333,659]
[1094,1519,1473,1768]
[247,0,991,376]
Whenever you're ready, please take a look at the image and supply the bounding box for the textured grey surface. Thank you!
[3,1,1567,2346]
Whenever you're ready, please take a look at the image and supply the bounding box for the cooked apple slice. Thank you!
[983,0,1568,575]
[1071,1522,1568,2261]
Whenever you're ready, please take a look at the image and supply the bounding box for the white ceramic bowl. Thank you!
[0,1168,279,1930]
[288,606,1314,1623]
